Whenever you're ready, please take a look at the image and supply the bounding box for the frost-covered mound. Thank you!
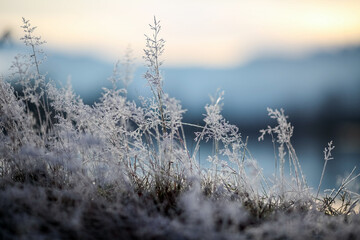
[0,18,359,240]
[1,181,360,240]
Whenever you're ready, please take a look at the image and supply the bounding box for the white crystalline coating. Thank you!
[0,17,359,240]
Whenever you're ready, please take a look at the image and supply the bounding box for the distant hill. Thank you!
[1,41,359,123]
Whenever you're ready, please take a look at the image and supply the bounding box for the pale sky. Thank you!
[1,0,360,67]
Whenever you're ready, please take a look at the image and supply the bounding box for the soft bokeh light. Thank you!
[1,0,360,67]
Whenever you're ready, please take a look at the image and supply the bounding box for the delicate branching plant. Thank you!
[9,18,51,141]
[20,17,46,76]
[316,141,335,198]
[143,16,166,134]
[259,108,307,193]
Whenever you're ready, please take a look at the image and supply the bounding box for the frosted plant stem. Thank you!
[270,132,277,180]
[317,141,335,199]
[316,159,328,199]
[191,124,208,160]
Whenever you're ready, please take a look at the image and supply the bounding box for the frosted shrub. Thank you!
[194,91,262,199]
[0,17,359,240]
[259,108,308,195]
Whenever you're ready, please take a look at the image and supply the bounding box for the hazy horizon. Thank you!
[1,0,360,67]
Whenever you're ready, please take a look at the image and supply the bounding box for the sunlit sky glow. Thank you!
[1,0,360,67]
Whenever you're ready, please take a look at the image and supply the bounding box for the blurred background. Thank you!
[1,0,359,190]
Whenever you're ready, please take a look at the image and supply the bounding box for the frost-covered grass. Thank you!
[0,17,360,240]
